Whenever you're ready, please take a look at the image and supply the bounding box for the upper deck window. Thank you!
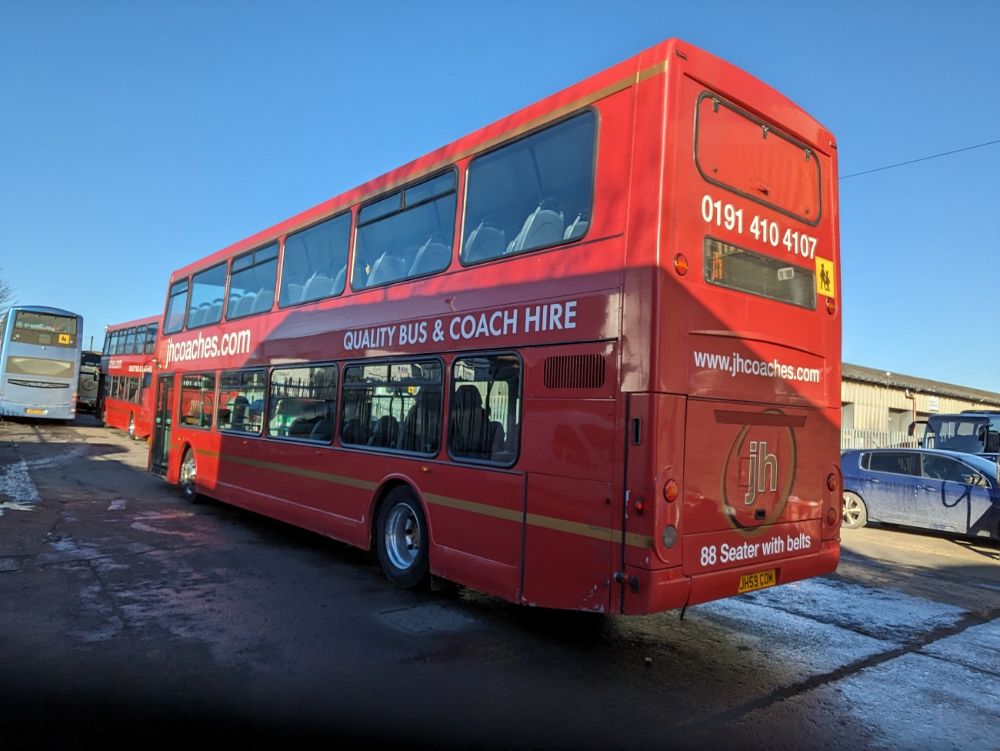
[353,171,456,290]
[695,93,820,226]
[143,323,159,354]
[164,280,189,335]
[187,262,227,329]
[228,243,278,320]
[461,111,595,265]
[279,212,351,307]
[12,311,79,348]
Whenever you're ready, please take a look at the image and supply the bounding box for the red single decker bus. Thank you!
[150,38,842,614]
[101,316,159,440]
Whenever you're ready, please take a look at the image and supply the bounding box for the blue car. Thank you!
[841,448,1000,540]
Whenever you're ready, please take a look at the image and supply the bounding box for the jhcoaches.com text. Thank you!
[693,350,821,384]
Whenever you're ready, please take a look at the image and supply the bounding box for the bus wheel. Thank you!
[127,414,136,440]
[842,492,868,529]
[376,487,429,589]
[179,449,199,503]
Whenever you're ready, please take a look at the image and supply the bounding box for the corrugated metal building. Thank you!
[841,363,1000,449]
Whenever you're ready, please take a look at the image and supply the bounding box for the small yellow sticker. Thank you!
[816,257,835,298]
[58,334,71,344]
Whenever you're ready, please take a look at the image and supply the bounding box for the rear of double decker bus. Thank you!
[0,306,83,421]
[619,41,841,614]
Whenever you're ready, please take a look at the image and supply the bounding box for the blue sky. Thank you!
[1,1,998,391]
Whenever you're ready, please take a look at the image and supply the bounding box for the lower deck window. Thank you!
[179,373,216,428]
[449,355,521,465]
[341,360,442,454]
[267,365,338,442]
[218,370,266,433]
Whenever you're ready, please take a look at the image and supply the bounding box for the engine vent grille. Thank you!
[543,354,605,389]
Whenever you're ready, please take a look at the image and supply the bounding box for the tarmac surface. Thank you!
[1,415,998,749]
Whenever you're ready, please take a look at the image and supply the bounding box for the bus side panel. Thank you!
[522,473,614,612]
[422,464,524,601]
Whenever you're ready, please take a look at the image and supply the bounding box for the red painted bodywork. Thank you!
[150,38,841,614]
[101,315,158,439]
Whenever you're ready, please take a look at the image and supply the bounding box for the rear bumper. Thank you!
[621,539,840,614]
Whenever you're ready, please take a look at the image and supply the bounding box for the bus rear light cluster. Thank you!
[826,297,837,315]
[663,479,679,502]
[826,507,838,526]
[826,473,838,492]
[673,253,689,276]
[662,526,678,549]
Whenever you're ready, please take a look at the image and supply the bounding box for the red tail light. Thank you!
[663,479,679,502]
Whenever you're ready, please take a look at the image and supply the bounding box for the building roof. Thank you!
[843,363,1000,406]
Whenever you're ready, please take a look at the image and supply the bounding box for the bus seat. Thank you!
[332,265,347,295]
[368,255,408,286]
[464,221,506,263]
[288,417,313,436]
[563,214,589,240]
[409,238,451,277]
[208,299,223,322]
[252,289,274,313]
[489,421,506,457]
[231,293,257,318]
[302,274,333,301]
[341,418,368,445]
[450,385,488,455]
[187,307,204,328]
[506,205,564,254]
[285,283,304,304]
[400,389,441,453]
[310,418,333,442]
[368,416,399,448]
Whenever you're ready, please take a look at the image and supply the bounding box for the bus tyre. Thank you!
[376,487,429,589]
[842,492,867,529]
[179,449,199,503]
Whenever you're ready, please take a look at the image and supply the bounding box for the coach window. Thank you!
[227,243,278,320]
[123,328,137,355]
[280,213,351,307]
[449,354,521,465]
[340,360,442,454]
[267,365,338,442]
[461,111,595,265]
[143,323,159,355]
[187,262,227,329]
[218,370,266,434]
[179,373,216,429]
[164,279,189,335]
[353,171,456,291]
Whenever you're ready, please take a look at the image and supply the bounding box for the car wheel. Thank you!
[376,487,429,589]
[179,449,199,503]
[842,491,868,529]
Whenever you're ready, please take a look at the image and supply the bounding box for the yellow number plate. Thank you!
[738,569,776,594]
[25,408,47,415]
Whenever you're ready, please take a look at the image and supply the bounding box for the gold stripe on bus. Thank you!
[195,449,656,549]
[206,449,377,491]
[224,60,670,253]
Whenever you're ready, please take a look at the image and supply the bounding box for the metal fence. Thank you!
[840,430,920,451]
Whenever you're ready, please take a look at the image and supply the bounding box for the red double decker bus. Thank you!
[101,316,159,440]
[150,38,841,614]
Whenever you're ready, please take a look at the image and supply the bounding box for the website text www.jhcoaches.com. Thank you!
[693,350,822,384]
[164,330,252,367]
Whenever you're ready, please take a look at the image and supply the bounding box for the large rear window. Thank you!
[695,92,820,226]
[12,311,78,347]
[704,238,815,310]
